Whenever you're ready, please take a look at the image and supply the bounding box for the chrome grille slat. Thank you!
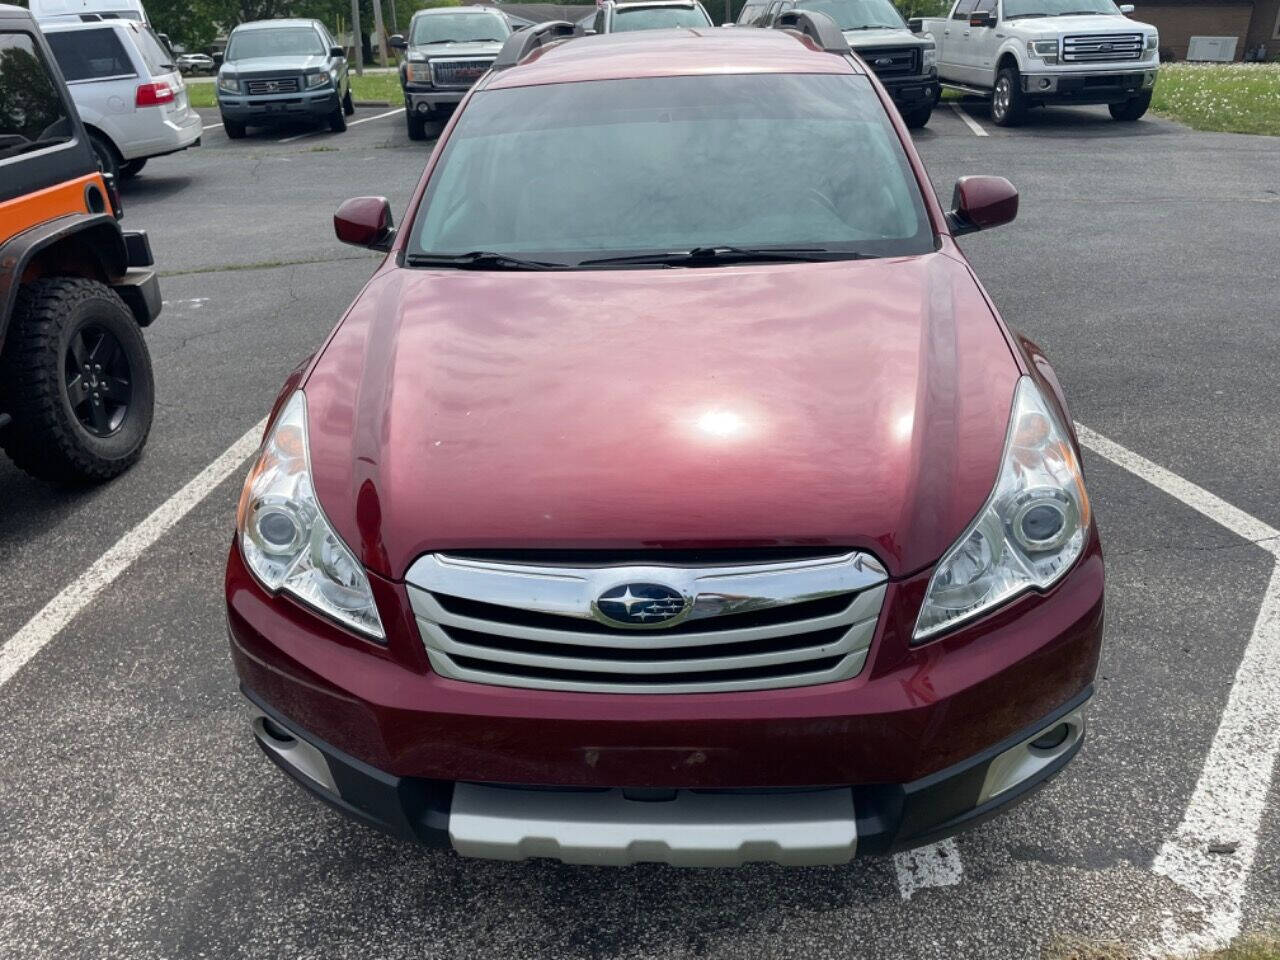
[1062,33,1143,62]
[429,57,494,89]
[405,552,888,694]
[245,76,300,94]
[861,47,919,78]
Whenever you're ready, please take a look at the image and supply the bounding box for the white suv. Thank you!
[41,17,201,181]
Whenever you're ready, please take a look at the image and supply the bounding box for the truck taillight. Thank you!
[135,81,176,107]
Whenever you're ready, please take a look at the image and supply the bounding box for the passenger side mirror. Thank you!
[1118,3,1134,11]
[907,16,923,32]
[335,196,396,251]
[948,176,1018,236]
[213,51,224,66]
[969,10,996,27]
[329,45,347,58]
[388,34,408,50]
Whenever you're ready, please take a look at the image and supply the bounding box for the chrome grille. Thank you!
[405,552,888,694]
[1062,33,1144,62]
[429,57,494,89]
[245,76,300,94]
[860,46,919,78]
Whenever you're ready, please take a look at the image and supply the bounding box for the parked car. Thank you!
[228,15,1102,867]
[41,16,200,180]
[916,0,1159,125]
[1,3,160,481]
[176,52,213,73]
[215,18,352,139]
[587,0,713,33]
[389,6,511,141]
[738,0,937,128]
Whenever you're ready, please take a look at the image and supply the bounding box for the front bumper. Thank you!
[1022,69,1157,103]
[218,88,339,122]
[403,84,465,113]
[879,71,939,107]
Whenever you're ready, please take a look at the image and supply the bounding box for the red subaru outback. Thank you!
[227,15,1102,866]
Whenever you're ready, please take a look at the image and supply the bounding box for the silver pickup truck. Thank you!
[914,0,1158,125]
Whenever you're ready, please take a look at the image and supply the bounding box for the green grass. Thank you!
[187,72,402,110]
[1149,62,1280,136]
[1046,935,1280,960]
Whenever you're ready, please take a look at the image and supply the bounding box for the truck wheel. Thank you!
[406,111,429,141]
[0,277,155,483]
[119,158,147,181]
[88,131,120,182]
[904,105,932,129]
[990,67,1026,127]
[343,89,355,116]
[223,116,247,139]
[1109,91,1152,121]
[328,104,348,133]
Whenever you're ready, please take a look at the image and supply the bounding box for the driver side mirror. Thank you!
[335,196,396,251]
[969,10,997,27]
[1118,3,1135,11]
[213,51,224,66]
[329,45,347,58]
[388,34,408,50]
[948,176,1018,236]
[908,17,923,32]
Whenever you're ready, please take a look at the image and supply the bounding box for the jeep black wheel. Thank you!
[343,89,355,116]
[0,277,154,483]
[1109,91,1152,121]
[991,67,1026,127]
[88,131,120,182]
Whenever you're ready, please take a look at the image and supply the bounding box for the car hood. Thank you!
[409,40,502,57]
[304,254,1020,580]
[843,27,922,47]
[1007,14,1153,34]
[221,54,330,75]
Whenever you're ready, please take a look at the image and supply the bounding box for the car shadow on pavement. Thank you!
[954,96,1176,138]
[119,175,195,201]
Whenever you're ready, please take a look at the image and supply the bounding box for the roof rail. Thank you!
[493,19,576,70]
[773,10,849,55]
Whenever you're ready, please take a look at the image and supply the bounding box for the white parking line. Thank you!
[1076,424,1280,955]
[949,102,989,137]
[203,122,223,131]
[895,839,964,899]
[278,107,404,144]
[0,419,266,689]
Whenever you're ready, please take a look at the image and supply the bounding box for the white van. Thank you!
[29,0,150,25]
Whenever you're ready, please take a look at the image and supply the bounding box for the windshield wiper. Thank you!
[1005,12,1048,17]
[845,24,901,29]
[464,37,502,42]
[577,246,864,268]
[405,251,568,271]
[419,38,461,44]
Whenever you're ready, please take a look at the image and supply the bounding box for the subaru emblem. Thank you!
[593,583,689,628]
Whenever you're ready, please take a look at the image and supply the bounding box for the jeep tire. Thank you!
[0,277,155,482]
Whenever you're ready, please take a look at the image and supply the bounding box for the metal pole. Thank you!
[390,0,398,32]
[350,0,363,75]
[373,0,388,67]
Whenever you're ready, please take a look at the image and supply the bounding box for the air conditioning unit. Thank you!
[1187,35,1239,61]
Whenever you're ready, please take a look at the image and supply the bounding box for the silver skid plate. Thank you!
[448,783,857,867]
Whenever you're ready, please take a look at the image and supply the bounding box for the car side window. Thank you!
[45,27,136,83]
[764,1,784,23]
[0,30,74,161]
[951,0,978,18]
[593,9,606,31]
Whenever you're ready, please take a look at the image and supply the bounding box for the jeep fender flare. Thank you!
[0,213,127,352]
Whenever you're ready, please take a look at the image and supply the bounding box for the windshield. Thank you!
[225,26,325,61]
[411,12,510,44]
[409,73,933,265]
[794,0,905,29]
[1003,0,1119,16]
[612,5,713,30]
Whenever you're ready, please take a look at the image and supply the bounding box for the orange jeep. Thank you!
[1,3,160,482]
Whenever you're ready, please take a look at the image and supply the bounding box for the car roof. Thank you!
[611,0,703,8]
[232,18,323,31]
[0,3,35,23]
[484,28,862,90]
[38,17,134,33]
[414,4,504,13]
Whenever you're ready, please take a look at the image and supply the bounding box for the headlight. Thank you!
[1027,39,1059,63]
[217,75,240,94]
[306,71,330,89]
[914,377,1090,641]
[409,61,432,84]
[1145,33,1158,51]
[922,43,937,70]
[236,392,385,640]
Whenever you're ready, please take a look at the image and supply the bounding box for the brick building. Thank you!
[1136,0,1280,59]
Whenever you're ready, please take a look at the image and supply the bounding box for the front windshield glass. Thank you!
[411,12,510,44]
[1003,0,1119,16]
[612,5,713,30]
[225,27,325,61]
[409,73,933,265]
[794,0,905,30]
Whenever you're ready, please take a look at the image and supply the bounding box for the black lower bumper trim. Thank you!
[241,683,1092,857]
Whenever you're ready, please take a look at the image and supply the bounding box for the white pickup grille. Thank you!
[404,552,888,694]
[1062,33,1144,62]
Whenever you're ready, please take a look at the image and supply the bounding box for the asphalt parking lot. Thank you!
[2,98,1279,960]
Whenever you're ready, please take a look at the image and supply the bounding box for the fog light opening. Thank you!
[1039,78,1052,89]
[416,102,432,115]
[1030,722,1071,752]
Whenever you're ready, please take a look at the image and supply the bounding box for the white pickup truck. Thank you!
[913,0,1159,125]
